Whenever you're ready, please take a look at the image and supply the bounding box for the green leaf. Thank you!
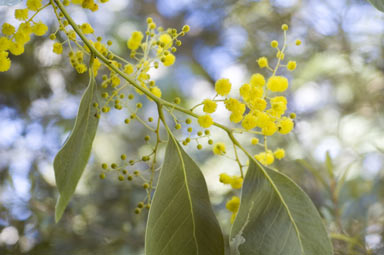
[145,132,224,255]
[230,159,333,255]
[54,70,99,223]
[367,0,384,12]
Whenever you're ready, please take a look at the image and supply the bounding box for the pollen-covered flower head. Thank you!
[202,99,217,113]
[213,142,226,155]
[215,78,231,96]
[197,115,213,128]
[267,76,288,92]
[127,31,144,51]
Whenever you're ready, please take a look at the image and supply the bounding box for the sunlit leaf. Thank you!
[145,132,224,255]
[230,159,333,255]
[54,70,99,223]
[367,0,384,12]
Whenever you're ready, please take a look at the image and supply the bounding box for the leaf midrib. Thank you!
[249,159,305,254]
[170,134,199,254]
[57,77,94,193]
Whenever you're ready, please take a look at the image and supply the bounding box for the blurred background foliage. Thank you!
[0,0,383,254]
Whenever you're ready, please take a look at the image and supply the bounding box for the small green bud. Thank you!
[173,97,181,104]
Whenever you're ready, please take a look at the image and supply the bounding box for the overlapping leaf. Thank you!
[54,70,99,222]
[145,133,224,255]
[367,0,384,12]
[230,159,333,255]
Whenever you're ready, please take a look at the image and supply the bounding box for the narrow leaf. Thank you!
[54,70,99,222]
[145,133,224,255]
[367,0,384,12]
[230,159,333,255]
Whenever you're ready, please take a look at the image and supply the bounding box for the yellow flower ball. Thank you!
[198,114,213,128]
[127,31,143,51]
[32,22,48,36]
[0,37,10,51]
[230,176,243,189]
[203,99,217,113]
[150,86,162,98]
[163,53,175,66]
[255,112,270,128]
[239,83,250,100]
[287,61,297,71]
[159,33,173,49]
[249,73,265,87]
[230,112,243,123]
[0,51,11,72]
[254,151,274,165]
[278,117,294,134]
[219,173,232,184]
[2,23,15,36]
[242,113,257,130]
[213,142,226,155]
[270,96,287,116]
[251,137,259,145]
[262,121,277,136]
[257,57,268,68]
[53,42,63,54]
[124,64,134,74]
[9,42,24,56]
[26,0,42,11]
[226,196,240,213]
[15,9,29,21]
[215,78,231,96]
[274,148,285,160]
[81,23,94,34]
[266,76,289,92]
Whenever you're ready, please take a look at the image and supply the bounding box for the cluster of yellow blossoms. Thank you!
[92,18,190,116]
[0,0,49,72]
[194,24,300,220]
[0,0,111,72]
[1,1,299,222]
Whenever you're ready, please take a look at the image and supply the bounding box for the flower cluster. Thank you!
[194,24,299,169]
[0,0,49,72]
[190,24,300,219]
[0,1,300,223]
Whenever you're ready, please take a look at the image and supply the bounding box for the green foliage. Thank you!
[53,70,99,223]
[367,0,384,12]
[230,159,333,255]
[145,132,224,255]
